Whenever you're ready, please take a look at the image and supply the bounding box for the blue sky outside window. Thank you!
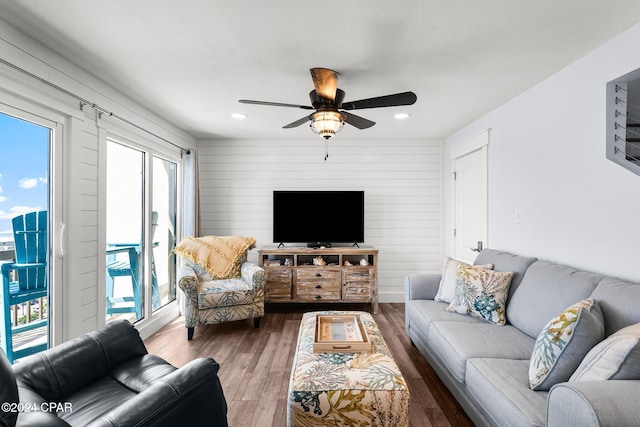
[0,112,49,247]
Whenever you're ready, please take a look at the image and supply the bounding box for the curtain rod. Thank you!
[0,57,191,154]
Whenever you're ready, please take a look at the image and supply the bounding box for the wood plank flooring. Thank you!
[144,303,474,427]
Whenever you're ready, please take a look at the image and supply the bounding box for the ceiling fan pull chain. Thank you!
[324,139,329,161]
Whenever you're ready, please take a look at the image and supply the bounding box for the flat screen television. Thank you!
[273,190,365,247]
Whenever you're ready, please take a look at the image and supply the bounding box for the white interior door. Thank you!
[451,130,489,264]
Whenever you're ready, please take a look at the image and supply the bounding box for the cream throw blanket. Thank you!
[174,235,256,279]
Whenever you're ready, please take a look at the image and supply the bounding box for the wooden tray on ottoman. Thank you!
[313,313,372,353]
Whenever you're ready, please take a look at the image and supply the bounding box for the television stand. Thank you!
[258,245,379,314]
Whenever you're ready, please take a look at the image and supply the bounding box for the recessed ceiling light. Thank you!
[232,113,247,119]
[394,113,411,119]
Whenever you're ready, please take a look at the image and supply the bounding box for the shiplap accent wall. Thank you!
[197,138,442,302]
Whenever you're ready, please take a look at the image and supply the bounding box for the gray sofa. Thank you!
[404,249,640,427]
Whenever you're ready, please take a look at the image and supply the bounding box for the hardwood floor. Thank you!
[144,303,474,427]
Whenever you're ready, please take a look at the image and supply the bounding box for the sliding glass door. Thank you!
[105,141,145,322]
[151,156,177,310]
[105,140,178,323]
[0,109,59,362]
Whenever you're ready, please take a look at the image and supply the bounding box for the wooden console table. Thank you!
[258,246,379,314]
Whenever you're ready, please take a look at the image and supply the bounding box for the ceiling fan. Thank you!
[239,68,417,140]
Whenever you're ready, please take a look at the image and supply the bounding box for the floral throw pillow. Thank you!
[529,298,604,391]
[434,257,494,303]
[446,264,514,325]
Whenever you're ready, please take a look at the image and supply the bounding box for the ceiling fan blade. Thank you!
[283,115,312,129]
[341,111,376,129]
[340,91,417,110]
[310,68,338,101]
[239,99,314,110]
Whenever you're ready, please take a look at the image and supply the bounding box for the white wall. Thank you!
[444,23,640,283]
[197,138,442,302]
[0,18,195,342]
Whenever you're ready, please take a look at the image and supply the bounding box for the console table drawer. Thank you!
[266,281,292,300]
[296,268,341,281]
[267,268,293,283]
[266,269,293,300]
[343,268,374,281]
[297,281,341,301]
[343,283,372,301]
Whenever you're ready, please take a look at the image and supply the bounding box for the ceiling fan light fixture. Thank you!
[310,110,344,139]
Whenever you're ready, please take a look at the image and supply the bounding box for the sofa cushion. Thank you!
[466,358,547,427]
[447,265,514,325]
[570,322,640,381]
[60,376,137,425]
[428,321,535,383]
[529,299,604,391]
[408,300,483,326]
[473,249,537,300]
[110,354,177,393]
[406,299,484,342]
[590,276,640,336]
[434,257,493,303]
[507,261,604,338]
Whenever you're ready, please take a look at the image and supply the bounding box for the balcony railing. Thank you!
[1,248,48,350]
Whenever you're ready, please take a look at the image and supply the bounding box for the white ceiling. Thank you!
[2,1,640,141]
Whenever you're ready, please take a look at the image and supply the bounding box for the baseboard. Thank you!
[378,291,406,303]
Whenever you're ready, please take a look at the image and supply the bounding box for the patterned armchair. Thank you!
[175,236,265,340]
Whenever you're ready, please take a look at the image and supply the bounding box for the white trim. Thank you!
[0,102,66,348]
[100,130,182,331]
[97,125,108,329]
[450,128,490,160]
[135,305,180,340]
[450,129,490,261]
[378,291,406,304]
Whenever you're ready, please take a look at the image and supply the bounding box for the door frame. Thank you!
[0,102,65,350]
[99,121,182,336]
[450,129,489,262]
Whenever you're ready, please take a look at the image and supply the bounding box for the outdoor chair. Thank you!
[106,212,160,319]
[0,211,48,364]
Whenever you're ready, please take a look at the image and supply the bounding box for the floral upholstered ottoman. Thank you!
[287,311,409,426]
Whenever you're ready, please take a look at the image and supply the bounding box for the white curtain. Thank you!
[179,149,199,314]
[182,149,199,238]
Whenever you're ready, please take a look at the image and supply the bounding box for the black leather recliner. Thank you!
[0,320,228,427]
